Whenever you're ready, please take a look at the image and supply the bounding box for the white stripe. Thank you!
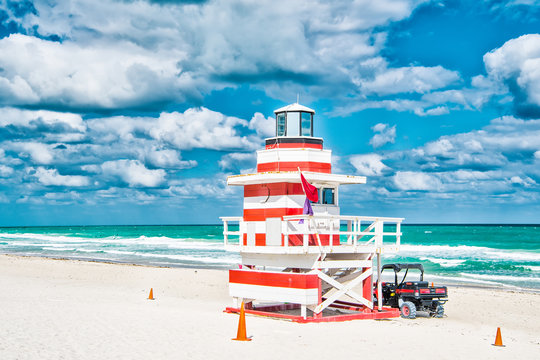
[239,221,266,234]
[240,220,311,234]
[257,148,331,164]
[229,283,319,305]
[243,195,305,209]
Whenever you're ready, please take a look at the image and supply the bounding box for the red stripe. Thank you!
[229,269,319,289]
[243,207,303,221]
[266,143,323,150]
[242,233,266,246]
[241,233,340,246]
[244,183,304,197]
[257,161,331,173]
[287,234,339,246]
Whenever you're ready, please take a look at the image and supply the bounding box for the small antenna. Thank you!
[297,94,299,104]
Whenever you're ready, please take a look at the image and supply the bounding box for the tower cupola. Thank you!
[274,103,315,137]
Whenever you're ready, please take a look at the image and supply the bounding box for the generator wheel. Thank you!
[434,305,444,318]
[400,301,417,319]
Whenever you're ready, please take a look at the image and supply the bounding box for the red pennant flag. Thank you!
[300,171,318,203]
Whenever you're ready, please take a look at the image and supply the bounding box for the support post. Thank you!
[223,220,228,245]
[377,252,382,311]
[347,220,352,245]
[375,220,383,248]
[362,261,373,307]
[396,222,401,247]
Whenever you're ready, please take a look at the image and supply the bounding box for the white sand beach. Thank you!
[0,254,538,360]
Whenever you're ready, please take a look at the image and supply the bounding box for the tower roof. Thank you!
[274,103,315,114]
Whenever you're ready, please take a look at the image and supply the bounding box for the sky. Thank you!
[0,0,540,225]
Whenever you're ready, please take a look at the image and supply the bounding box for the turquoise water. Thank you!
[0,224,538,290]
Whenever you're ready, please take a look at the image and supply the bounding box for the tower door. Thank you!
[265,217,282,246]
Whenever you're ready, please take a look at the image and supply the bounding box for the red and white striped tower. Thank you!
[222,103,403,322]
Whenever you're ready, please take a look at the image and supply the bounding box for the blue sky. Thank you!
[1,0,540,225]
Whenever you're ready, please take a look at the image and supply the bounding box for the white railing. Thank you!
[220,216,243,246]
[282,214,402,251]
[221,215,403,251]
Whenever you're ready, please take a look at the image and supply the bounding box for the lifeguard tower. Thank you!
[221,103,403,322]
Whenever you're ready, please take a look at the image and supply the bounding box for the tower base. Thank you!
[224,300,399,323]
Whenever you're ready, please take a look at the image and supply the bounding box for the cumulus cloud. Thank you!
[248,112,275,138]
[0,165,14,177]
[101,160,166,188]
[0,107,85,131]
[218,152,256,172]
[350,154,389,176]
[393,171,441,191]
[148,108,257,151]
[0,0,440,112]
[0,34,191,110]
[8,142,54,164]
[144,149,197,169]
[370,123,396,148]
[349,115,540,204]
[483,34,540,117]
[0,105,268,204]
[361,66,460,95]
[33,167,90,187]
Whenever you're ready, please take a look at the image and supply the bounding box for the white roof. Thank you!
[274,103,315,114]
[227,171,366,186]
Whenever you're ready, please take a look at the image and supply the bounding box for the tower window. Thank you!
[311,187,337,205]
[321,188,335,205]
[301,112,312,136]
[277,113,286,136]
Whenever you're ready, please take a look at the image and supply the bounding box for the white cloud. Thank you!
[370,123,396,148]
[248,112,275,138]
[0,107,85,131]
[424,106,449,116]
[144,149,197,169]
[345,115,540,209]
[0,0,431,110]
[350,154,389,176]
[361,66,460,95]
[86,108,260,152]
[34,167,90,187]
[510,175,536,187]
[0,165,14,177]
[167,177,236,199]
[149,108,257,151]
[10,142,54,164]
[424,139,454,157]
[483,34,540,112]
[101,160,166,188]
[219,152,256,171]
[393,171,441,191]
[0,34,190,110]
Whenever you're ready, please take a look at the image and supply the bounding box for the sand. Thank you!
[0,254,538,360]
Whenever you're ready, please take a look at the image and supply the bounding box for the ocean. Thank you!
[1,224,539,291]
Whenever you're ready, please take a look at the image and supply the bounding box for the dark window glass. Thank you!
[322,188,335,205]
[301,112,312,136]
[277,113,286,136]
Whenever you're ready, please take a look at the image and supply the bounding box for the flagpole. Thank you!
[298,167,326,260]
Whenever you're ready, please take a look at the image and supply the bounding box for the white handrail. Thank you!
[221,214,403,252]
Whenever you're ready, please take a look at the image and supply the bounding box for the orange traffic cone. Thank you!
[492,327,505,347]
[232,301,252,341]
[148,288,155,300]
